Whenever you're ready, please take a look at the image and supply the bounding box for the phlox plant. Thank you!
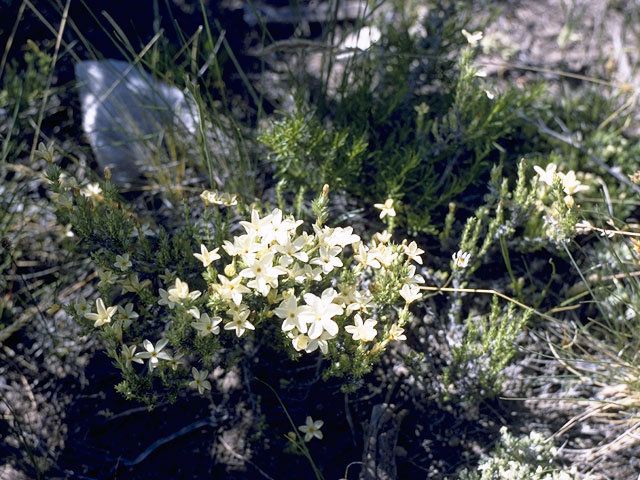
[50,173,426,403]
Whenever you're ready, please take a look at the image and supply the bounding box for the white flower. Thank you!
[561,170,589,195]
[200,190,237,206]
[193,244,220,268]
[403,241,424,264]
[374,198,396,219]
[344,314,377,342]
[373,230,392,244]
[452,250,471,269]
[224,315,255,337]
[239,252,285,296]
[213,275,250,306]
[189,367,212,394]
[406,265,425,284]
[121,274,151,294]
[74,298,91,317]
[120,344,143,368]
[533,163,557,187]
[299,288,344,340]
[224,232,264,258]
[275,235,308,266]
[228,302,250,322]
[324,226,360,248]
[370,244,398,268]
[388,324,407,341]
[310,245,343,274]
[354,242,381,269]
[117,303,139,325]
[291,332,310,351]
[274,296,306,333]
[261,208,302,245]
[81,182,102,199]
[97,269,118,288]
[239,209,274,236]
[84,298,118,327]
[461,29,483,46]
[166,351,185,371]
[191,313,223,336]
[134,339,172,370]
[167,278,201,303]
[399,284,422,304]
[304,331,333,355]
[298,416,324,442]
[114,253,132,271]
[346,290,374,315]
[158,288,176,309]
[298,264,323,283]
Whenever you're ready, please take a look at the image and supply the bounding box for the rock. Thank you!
[75,59,198,184]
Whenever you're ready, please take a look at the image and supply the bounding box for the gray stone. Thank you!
[75,59,198,184]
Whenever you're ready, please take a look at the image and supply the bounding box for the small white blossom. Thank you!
[189,367,212,394]
[274,296,307,333]
[354,242,381,269]
[388,324,407,341]
[193,244,220,268]
[344,314,377,342]
[310,245,343,274]
[452,250,471,269]
[299,288,344,339]
[97,269,118,288]
[191,313,223,336]
[298,416,324,442]
[533,163,557,187]
[120,344,142,368]
[121,274,151,294]
[224,315,255,337]
[239,252,285,296]
[304,331,333,355]
[399,284,422,304]
[84,298,117,327]
[158,288,176,309]
[167,278,201,303]
[81,182,102,199]
[214,275,251,306]
[403,241,424,264]
[74,298,91,317]
[134,339,172,370]
[117,303,139,326]
[461,28,483,46]
[374,230,392,244]
[560,170,589,196]
[114,253,132,271]
[374,198,396,219]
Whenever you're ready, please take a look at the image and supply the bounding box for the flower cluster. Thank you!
[182,207,425,358]
[533,162,589,242]
[533,163,589,210]
[69,188,427,399]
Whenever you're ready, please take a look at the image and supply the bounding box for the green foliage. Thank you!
[260,2,544,234]
[259,108,368,196]
[0,41,52,126]
[442,296,532,402]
